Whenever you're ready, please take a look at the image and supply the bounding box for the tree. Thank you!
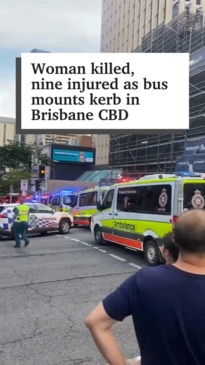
[0,141,32,169]
[0,169,31,195]
[38,153,53,166]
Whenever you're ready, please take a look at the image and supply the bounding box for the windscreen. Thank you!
[183,183,205,210]
[63,194,76,206]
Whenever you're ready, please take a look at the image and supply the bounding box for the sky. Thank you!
[0,0,102,118]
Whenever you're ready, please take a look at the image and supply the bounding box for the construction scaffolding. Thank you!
[110,9,205,174]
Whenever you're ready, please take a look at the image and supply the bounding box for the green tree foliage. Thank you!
[0,169,31,195]
[0,141,32,169]
[38,153,53,166]
[0,141,33,195]
[0,141,53,195]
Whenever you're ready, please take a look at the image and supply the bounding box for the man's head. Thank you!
[160,232,179,264]
[174,209,205,254]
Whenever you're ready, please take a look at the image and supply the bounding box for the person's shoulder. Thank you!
[136,264,172,281]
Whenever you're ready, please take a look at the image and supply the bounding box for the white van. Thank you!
[70,186,109,228]
[90,174,205,266]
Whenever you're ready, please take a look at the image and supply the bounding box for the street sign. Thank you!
[20,179,28,192]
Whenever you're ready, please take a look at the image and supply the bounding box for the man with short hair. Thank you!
[13,197,30,248]
[85,209,205,365]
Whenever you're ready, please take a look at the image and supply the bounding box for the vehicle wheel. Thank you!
[144,240,161,266]
[94,225,104,245]
[59,219,71,234]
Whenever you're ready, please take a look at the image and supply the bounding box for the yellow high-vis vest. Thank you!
[15,204,29,222]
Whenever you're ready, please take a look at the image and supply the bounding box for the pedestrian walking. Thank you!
[13,197,30,248]
[85,209,205,365]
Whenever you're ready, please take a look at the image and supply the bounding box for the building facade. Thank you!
[0,117,15,146]
[101,0,205,173]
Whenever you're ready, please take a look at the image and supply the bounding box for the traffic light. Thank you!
[35,179,41,192]
[38,164,46,179]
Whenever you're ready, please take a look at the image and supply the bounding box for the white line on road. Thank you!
[128,263,142,270]
[93,246,99,250]
[98,249,107,253]
[69,238,80,242]
[109,254,127,262]
[80,242,92,246]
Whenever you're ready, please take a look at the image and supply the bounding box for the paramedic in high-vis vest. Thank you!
[13,198,30,248]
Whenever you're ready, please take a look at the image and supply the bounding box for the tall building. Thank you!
[101,0,203,52]
[0,117,15,146]
[92,134,110,165]
[101,0,205,174]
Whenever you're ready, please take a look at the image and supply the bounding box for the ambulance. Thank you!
[50,188,83,212]
[70,186,109,228]
[90,174,205,266]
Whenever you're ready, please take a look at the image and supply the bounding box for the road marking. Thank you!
[109,254,126,262]
[128,263,142,270]
[80,242,92,246]
[70,238,80,242]
[99,249,107,253]
[93,246,99,250]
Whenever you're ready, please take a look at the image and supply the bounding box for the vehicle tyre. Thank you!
[59,219,71,234]
[94,225,105,245]
[144,240,161,266]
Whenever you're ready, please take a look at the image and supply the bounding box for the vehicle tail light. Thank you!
[172,215,178,231]
[0,214,7,218]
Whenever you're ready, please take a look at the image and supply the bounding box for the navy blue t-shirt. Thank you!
[102,265,205,365]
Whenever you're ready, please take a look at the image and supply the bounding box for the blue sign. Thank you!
[52,148,94,164]
[175,137,205,173]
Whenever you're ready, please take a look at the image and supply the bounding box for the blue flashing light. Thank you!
[174,171,202,177]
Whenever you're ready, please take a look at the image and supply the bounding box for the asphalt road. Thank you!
[0,227,147,365]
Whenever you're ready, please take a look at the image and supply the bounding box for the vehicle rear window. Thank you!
[183,183,205,209]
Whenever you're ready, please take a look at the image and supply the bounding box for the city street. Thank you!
[0,228,146,365]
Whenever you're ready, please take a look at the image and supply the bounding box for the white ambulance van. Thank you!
[90,174,205,266]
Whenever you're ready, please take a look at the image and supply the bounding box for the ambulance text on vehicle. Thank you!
[90,174,205,266]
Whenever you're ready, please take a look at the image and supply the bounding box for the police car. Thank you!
[0,202,74,238]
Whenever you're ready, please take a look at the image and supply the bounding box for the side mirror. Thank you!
[52,209,55,214]
[96,201,102,210]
